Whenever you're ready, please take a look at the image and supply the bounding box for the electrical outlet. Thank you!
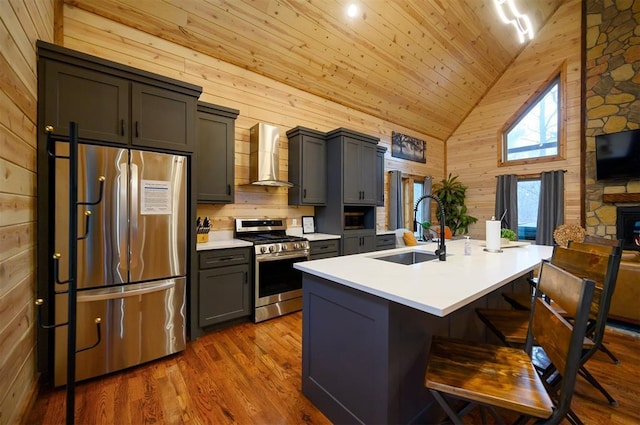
[292,218,297,226]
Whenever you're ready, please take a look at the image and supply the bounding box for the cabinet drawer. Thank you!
[199,247,251,269]
[376,234,396,249]
[309,240,340,257]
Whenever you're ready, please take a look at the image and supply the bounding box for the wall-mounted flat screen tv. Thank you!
[595,129,640,180]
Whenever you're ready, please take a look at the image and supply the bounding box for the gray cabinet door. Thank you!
[376,146,387,206]
[131,83,196,152]
[342,232,376,255]
[343,137,363,204]
[196,103,238,203]
[343,137,377,205]
[198,264,250,327]
[43,60,129,144]
[300,135,327,204]
[360,142,377,204]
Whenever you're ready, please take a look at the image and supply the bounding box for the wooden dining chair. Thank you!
[504,239,623,364]
[477,245,622,405]
[425,261,595,425]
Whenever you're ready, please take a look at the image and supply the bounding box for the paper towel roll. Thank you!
[486,220,502,252]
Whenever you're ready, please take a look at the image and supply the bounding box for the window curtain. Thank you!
[495,174,518,233]
[536,170,565,245]
[388,170,403,230]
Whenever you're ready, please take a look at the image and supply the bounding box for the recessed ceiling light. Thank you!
[346,3,359,18]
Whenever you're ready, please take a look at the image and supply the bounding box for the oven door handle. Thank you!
[256,252,309,262]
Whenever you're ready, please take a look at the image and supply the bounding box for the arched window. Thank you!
[499,74,564,165]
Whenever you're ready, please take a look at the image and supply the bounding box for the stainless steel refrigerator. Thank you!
[53,143,187,386]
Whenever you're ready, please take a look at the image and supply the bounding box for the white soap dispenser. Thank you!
[464,236,471,256]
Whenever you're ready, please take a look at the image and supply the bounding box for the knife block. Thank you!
[197,233,209,243]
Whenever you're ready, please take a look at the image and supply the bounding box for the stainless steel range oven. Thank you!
[235,218,309,322]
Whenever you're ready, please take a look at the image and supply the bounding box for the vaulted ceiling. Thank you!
[66,0,565,141]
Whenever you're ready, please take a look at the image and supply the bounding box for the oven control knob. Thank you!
[281,244,287,251]
[269,245,274,253]
[293,243,299,249]
[260,246,266,254]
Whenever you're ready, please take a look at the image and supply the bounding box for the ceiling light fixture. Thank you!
[346,3,359,18]
[494,0,534,43]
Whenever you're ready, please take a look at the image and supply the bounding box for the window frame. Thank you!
[498,68,566,167]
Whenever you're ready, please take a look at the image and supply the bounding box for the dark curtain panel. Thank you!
[536,170,565,245]
[495,174,518,233]
[389,170,404,230]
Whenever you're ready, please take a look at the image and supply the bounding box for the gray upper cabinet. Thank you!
[196,102,239,203]
[376,146,387,206]
[341,135,377,205]
[287,127,327,205]
[131,83,196,152]
[38,41,201,153]
[43,61,129,145]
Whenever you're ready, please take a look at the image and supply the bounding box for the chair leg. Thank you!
[567,408,585,425]
[428,390,465,425]
[598,342,620,364]
[578,366,618,406]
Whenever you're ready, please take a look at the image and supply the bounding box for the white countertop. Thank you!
[287,228,341,241]
[294,239,553,317]
[301,233,342,241]
[196,230,252,251]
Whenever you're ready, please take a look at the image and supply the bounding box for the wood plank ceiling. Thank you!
[65,0,565,141]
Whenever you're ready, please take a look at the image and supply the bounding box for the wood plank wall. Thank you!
[446,0,583,239]
[0,1,53,424]
[60,4,444,233]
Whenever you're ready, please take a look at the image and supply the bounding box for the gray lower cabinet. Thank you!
[309,239,340,259]
[196,102,239,203]
[342,231,376,255]
[375,233,396,251]
[198,248,251,327]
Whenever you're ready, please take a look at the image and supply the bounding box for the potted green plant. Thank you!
[432,173,477,236]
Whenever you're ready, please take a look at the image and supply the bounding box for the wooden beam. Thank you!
[602,193,640,203]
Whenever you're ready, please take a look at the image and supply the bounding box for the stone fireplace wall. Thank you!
[584,0,640,239]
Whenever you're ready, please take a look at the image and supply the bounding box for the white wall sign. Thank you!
[140,180,172,215]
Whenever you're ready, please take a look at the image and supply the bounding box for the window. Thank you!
[501,76,562,164]
[414,181,424,237]
[517,178,540,240]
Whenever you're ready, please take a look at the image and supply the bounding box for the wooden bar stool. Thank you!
[477,245,622,405]
[425,262,595,424]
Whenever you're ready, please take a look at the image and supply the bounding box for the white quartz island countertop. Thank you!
[294,238,553,317]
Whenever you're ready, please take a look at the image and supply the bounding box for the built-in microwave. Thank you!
[344,212,365,229]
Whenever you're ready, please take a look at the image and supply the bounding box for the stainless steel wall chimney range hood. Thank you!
[249,123,294,187]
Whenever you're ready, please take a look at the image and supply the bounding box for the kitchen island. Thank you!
[294,239,553,424]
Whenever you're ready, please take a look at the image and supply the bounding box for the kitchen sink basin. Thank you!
[373,251,439,265]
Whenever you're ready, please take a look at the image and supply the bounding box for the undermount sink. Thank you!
[373,251,439,265]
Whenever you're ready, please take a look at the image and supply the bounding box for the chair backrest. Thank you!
[568,241,620,255]
[550,245,622,346]
[525,261,595,422]
[583,234,623,248]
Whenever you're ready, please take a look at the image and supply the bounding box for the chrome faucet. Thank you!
[414,194,447,261]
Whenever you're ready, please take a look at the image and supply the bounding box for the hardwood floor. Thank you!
[27,312,639,424]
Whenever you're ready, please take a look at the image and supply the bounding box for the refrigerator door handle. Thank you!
[130,163,139,271]
[77,280,175,303]
[118,162,129,281]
